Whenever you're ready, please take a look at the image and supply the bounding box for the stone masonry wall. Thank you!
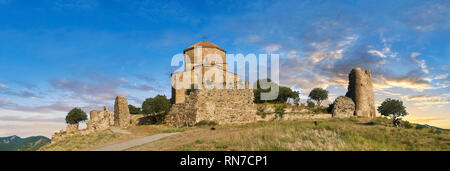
[165,89,257,126]
[255,105,332,121]
[86,106,114,131]
[195,89,257,124]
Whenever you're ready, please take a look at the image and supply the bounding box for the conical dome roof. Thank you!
[184,41,225,52]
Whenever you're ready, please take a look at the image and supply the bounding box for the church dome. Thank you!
[189,41,220,48]
[184,41,225,52]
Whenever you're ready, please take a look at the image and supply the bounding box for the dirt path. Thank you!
[91,132,179,151]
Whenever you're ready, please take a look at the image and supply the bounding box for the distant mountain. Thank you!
[0,135,50,151]
[415,124,450,131]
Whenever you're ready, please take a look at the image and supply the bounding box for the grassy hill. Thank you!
[42,117,450,151]
[0,135,50,151]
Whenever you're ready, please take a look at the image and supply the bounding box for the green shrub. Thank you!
[256,105,268,119]
[195,120,218,126]
[313,107,329,114]
[415,125,426,130]
[65,108,88,124]
[367,117,392,126]
[128,104,142,114]
[307,100,315,108]
[274,105,287,119]
[402,120,414,129]
[327,103,334,113]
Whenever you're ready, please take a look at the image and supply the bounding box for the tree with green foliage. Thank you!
[142,95,172,115]
[253,79,299,103]
[377,98,408,127]
[308,88,328,106]
[65,108,88,124]
[327,103,334,113]
[307,99,315,108]
[128,104,142,114]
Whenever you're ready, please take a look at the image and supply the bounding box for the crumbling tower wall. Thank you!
[345,68,376,118]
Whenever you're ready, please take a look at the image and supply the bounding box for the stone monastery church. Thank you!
[170,41,245,104]
[166,41,257,126]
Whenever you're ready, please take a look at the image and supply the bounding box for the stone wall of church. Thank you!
[165,89,257,126]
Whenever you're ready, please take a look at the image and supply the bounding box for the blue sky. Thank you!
[0,0,449,137]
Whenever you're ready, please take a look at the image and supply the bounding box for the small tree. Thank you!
[377,98,408,127]
[142,95,172,115]
[308,88,328,106]
[128,104,142,114]
[253,79,299,104]
[307,99,315,108]
[65,108,88,124]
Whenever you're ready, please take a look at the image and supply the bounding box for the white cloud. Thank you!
[264,44,282,53]
[368,50,386,58]
[434,74,448,80]
[0,97,10,104]
[0,83,7,89]
[119,77,128,83]
[410,52,429,74]
[373,75,433,92]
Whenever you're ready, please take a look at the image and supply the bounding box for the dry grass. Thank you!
[43,118,450,151]
[129,118,450,151]
[40,124,187,151]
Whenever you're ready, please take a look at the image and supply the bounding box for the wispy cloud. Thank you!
[0,115,64,123]
[434,74,448,80]
[264,44,282,53]
[368,50,386,58]
[408,94,442,101]
[49,74,125,105]
[373,74,433,92]
[410,52,429,74]
[0,97,10,104]
[0,83,7,89]
[0,102,73,113]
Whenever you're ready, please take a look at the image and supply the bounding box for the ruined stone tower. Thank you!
[114,96,131,127]
[345,68,376,118]
[87,106,114,131]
